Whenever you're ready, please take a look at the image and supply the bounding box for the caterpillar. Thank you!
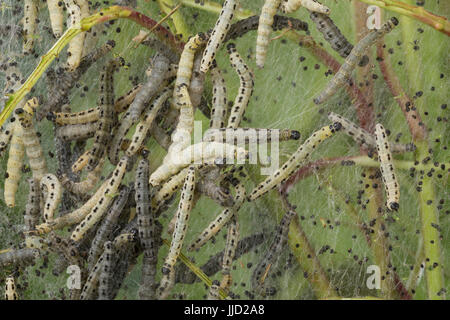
[48,85,142,126]
[128,54,171,122]
[87,185,130,271]
[81,250,104,299]
[209,61,228,129]
[149,142,248,186]
[35,179,108,234]
[55,122,97,142]
[51,108,100,126]
[4,121,24,207]
[64,0,85,70]
[15,98,47,181]
[4,277,19,300]
[40,174,62,222]
[328,112,416,153]
[177,232,266,285]
[24,235,47,250]
[135,159,158,300]
[71,156,128,241]
[189,52,206,108]
[173,33,209,106]
[0,248,39,268]
[126,88,171,157]
[47,0,64,38]
[200,0,237,73]
[309,12,354,58]
[248,123,342,201]
[158,166,196,299]
[98,241,115,300]
[196,166,234,208]
[188,181,246,251]
[220,214,239,293]
[61,157,105,196]
[114,84,143,114]
[280,0,330,14]
[207,280,221,300]
[226,44,254,128]
[149,124,171,151]
[23,0,38,54]
[71,148,92,173]
[39,40,115,120]
[251,210,296,296]
[24,178,41,231]
[168,84,195,155]
[256,0,282,68]
[0,117,16,156]
[151,167,189,213]
[313,17,398,105]
[375,124,400,211]
[204,128,300,144]
[87,57,124,171]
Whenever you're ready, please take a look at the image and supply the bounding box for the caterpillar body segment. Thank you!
[209,62,228,129]
[248,123,342,201]
[188,181,246,251]
[23,0,38,54]
[204,128,300,144]
[173,33,209,108]
[256,0,282,68]
[4,122,24,207]
[71,156,129,241]
[251,210,296,296]
[56,122,97,142]
[280,0,330,14]
[135,159,159,299]
[87,185,130,271]
[226,44,254,128]
[200,0,238,73]
[40,174,62,222]
[24,178,41,231]
[328,112,415,153]
[375,123,400,211]
[47,0,64,38]
[0,248,40,268]
[309,11,353,58]
[126,89,171,157]
[149,142,248,186]
[98,241,115,300]
[61,157,105,196]
[4,277,19,300]
[87,58,124,171]
[0,118,16,156]
[128,54,170,122]
[158,166,196,299]
[168,84,195,154]
[34,182,108,234]
[220,214,239,293]
[207,280,221,300]
[63,0,85,70]
[15,98,47,181]
[313,18,398,105]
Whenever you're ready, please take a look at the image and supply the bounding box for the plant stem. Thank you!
[376,41,427,141]
[280,194,337,299]
[161,238,228,299]
[415,141,445,299]
[355,0,450,36]
[157,0,191,41]
[365,168,398,299]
